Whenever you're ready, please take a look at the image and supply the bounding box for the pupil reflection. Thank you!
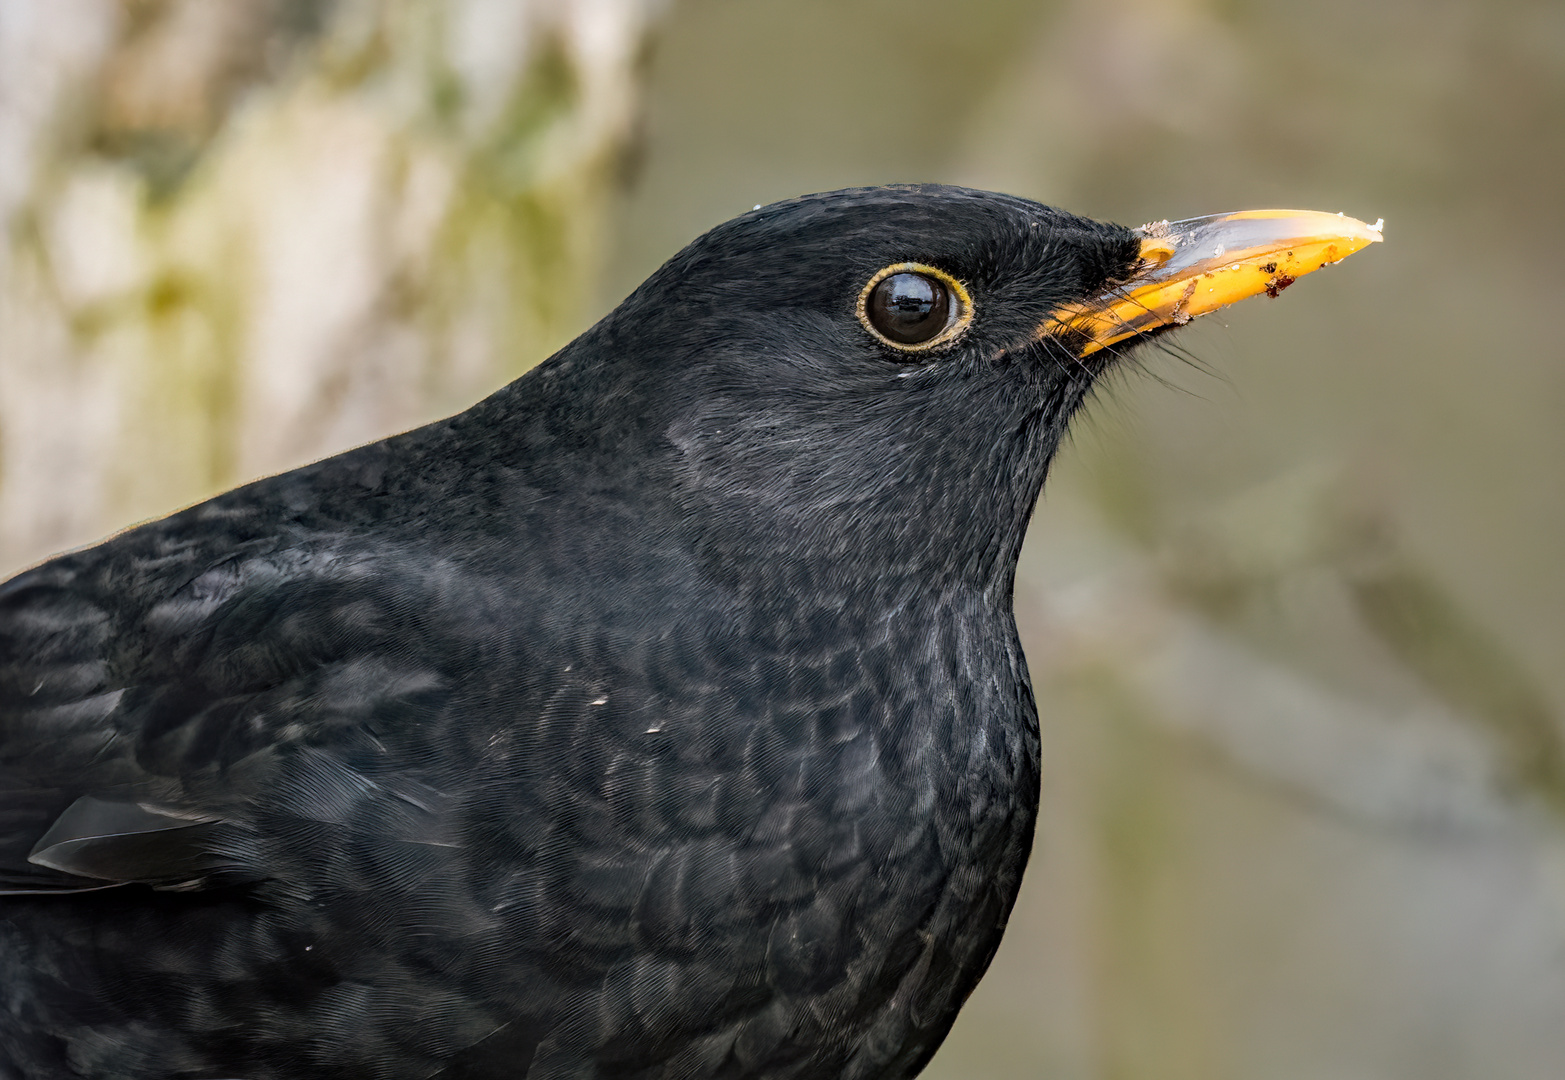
[888,275,935,319]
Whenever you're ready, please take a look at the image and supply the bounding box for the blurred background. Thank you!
[2,1,1563,1077]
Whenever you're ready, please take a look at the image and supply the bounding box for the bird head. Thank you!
[537,185,1379,598]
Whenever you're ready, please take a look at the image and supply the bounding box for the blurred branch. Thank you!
[1348,563,1565,813]
[1031,570,1513,835]
[1032,459,1565,833]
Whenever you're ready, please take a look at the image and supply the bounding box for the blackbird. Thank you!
[0,185,1379,1079]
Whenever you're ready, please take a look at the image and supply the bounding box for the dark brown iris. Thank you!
[866,272,951,345]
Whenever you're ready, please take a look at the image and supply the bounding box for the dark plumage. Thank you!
[0,186,1144,1079]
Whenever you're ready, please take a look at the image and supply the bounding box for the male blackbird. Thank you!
[0,186,1379,1079]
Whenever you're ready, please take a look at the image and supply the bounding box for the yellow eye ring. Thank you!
[856,262,974,353]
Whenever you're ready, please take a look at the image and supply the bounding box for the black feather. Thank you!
[0,185,1141,1079]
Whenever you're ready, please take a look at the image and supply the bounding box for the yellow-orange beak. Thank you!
[1045,209,1384,356]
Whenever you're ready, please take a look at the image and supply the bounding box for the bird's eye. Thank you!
[870,274,947,342]
[857,263,972,353]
